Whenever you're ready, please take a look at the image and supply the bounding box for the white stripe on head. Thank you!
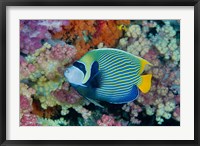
[64,66,85,85]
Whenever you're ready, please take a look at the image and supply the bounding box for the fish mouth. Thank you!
[64,67,74,83]
[64,69,70,80]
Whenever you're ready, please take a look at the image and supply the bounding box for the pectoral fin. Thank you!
[85,97,104,108]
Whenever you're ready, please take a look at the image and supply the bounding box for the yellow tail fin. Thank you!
[137,74,152,93]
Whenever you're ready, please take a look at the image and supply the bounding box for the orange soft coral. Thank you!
[51,20,130,59]
[92,20,129,47]
[75,39,92,59]
[64,20,96,40]
[115,20,131,25]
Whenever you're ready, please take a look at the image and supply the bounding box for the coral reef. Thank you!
[97,114,122,126]
[20,83,38,126]
[20,20,69,55]
[52,20,130,59]
[122,102,142,125]
[20,113,39,126]
[20,20,180,126]
[37,117,69,126]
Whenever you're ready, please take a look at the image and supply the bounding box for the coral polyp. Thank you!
[20,20,180,126]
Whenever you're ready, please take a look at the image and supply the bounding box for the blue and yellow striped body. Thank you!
[65,48,152,104]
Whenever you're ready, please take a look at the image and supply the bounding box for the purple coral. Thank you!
[20,20,49,54]
[37,20,69,33]
[20,20,69,55]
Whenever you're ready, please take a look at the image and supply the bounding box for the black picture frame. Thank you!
[0,0,199,146]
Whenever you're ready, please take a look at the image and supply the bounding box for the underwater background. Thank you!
[20,20,180,126]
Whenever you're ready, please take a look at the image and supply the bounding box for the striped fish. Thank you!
[64,48,152,106]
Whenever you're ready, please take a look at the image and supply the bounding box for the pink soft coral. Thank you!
[20,56,36,79]
[52,87,82,104]
[97,114,122,126]
[20,95,32,112]
[20,113,39,126]
[50,44,76,61]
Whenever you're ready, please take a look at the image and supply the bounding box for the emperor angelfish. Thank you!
[64,48,152,106]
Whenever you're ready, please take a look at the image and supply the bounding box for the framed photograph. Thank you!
[0,0,199,145]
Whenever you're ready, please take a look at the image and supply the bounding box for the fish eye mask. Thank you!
[73,61,86,75]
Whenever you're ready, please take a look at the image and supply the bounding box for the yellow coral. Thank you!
[20,83,36,98]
